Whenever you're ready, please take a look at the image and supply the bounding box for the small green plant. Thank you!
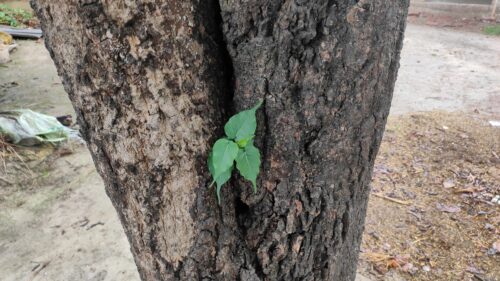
[483,25,500,36]
[208,101,262,203]
[0,5,33,27]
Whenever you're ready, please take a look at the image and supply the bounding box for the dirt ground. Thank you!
[0,20,499,281]
[359,112,500,281]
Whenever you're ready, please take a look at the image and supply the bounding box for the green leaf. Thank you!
[207,101,263,203]
[235,143,261,193]
[224,100,262,142]
[215,166,233,203]
[208,151,233,187]
[208,157,233,204]
[208,139,238,203]
[210,138,239,181]
[208,151,215,177]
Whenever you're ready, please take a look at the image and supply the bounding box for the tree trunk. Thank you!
[31,0,408,280]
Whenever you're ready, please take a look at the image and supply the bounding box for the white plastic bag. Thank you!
[0,109,72,146]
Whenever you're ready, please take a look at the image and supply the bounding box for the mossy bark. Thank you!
[31,0,408,280]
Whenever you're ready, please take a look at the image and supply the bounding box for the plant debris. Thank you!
[360,111,500,281]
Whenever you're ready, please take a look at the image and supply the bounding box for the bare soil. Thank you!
[0,22,499,281]
[359,112,500,281]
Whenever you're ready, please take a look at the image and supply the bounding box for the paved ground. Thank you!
[0,23,498,281]
[392,24,499,116]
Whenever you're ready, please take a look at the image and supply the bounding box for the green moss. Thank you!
[483,25,500,36]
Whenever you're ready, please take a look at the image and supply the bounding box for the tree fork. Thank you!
[32,0,409,280]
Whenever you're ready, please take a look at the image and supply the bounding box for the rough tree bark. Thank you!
[31,0,408,280]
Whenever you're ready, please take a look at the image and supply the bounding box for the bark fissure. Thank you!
[212,0,236,118]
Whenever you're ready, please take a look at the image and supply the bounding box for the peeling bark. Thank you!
[32,0,409,280]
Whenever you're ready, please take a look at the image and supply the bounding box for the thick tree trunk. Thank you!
[31,0,408,280]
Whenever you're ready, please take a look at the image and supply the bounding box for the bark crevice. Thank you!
[212,0,236,118]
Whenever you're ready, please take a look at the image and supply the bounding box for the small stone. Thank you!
[442,179,455,188]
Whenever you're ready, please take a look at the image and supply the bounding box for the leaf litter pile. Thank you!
[359,112,500,281]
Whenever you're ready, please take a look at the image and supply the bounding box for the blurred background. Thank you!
[0,1,499,280]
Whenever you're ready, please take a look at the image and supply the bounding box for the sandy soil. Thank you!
[0,23,499,281]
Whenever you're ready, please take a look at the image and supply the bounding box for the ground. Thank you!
[359,112,499,281]
[0,20,499,281]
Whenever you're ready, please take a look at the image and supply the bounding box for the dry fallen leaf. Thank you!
[387,258,400,269]
[436,203,461,213]
[466,265,484,275]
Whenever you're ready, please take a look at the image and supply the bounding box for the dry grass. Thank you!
[0,134,56,198]
[0,135,32,179]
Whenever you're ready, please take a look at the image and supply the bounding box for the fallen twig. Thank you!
[86,221,105,230]
[28,261,50,281]
[371,193,411,206]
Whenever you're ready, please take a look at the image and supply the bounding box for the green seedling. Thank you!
[208,101,262,203]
